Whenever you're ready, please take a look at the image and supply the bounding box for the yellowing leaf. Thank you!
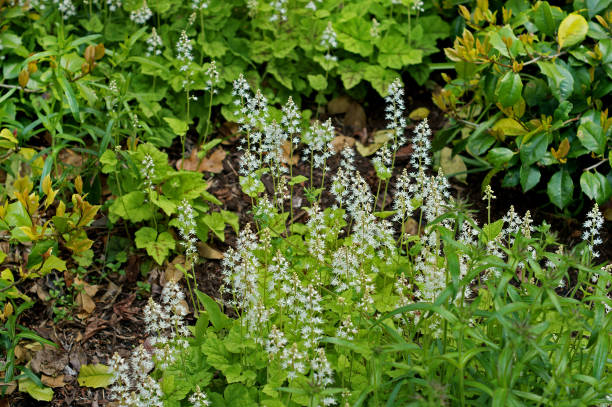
[551,138,570,163]
[491,118,528,137]
[440,147,467,183]
[355,130,394,156]
[408,107,430,121]
[19,378,53,401]
[558,14,588,49]
[77,364,114,388]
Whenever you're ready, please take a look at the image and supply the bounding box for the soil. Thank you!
[6,75,611,406]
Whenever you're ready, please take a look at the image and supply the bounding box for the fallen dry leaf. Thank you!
[403,217,420,236]
[74,278,99,316]
[327,95,352,114]
[81,318,109,343]
[331,135,356,152]
[177,148,226,173]
[100,281,121,309]
[199,148,226,173]
[31,345,68,377]
[281,141,299,165]
[42,374,65,388]
[218,121,240,141]
[58,148,84,168]
[0,381,16,396]
[344,102,367,130]
[164,255,185,283]
[198,242,223,259]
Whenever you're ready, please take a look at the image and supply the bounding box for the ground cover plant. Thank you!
[0,0,611,406]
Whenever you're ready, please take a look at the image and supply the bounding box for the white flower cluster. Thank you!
[140,154,155,191]
[188,385,211,407]
[385,79,407,151]
[303,119,336,171]
[205,60,220,93]
[305,0,321,11]
[393,169,414,223]
[130,1,152,24]
[192,0,209,10]
[110,282,208,406]
[176,199,198,264]
[269,0,287,22]
[54,0,76,19]
[412,0,424,12]
[109,348,164,407]
[320,21,338,62]
[107,0,122,11]
[582,203,604,259]
[176,30,193,73]
[409,118,432,191]
[146,28,163,56]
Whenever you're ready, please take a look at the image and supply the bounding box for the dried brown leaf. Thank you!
[198,242,223,259]
[345,102,367,130]
[327,95,352,114]
[42,375,65,388]
[281,141,298,165]
[331,136,356,152]
[199,148,226,173]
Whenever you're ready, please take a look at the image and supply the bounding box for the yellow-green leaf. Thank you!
[440,147,467,183]
[19,378,54,401]
[408,107,430,121]
[77,364,114,388]
[491,118,528,136]
[558,14,588,48]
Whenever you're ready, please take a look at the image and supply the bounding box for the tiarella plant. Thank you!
[110,85,611,406]
[1,0,454,162]
[100,142,237,296]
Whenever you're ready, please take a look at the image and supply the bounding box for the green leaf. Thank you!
[108,191,154,223]
[134,227,175,265]
[99,150,117,174]
[496,71,523,108]
[307,74,328,91]
[520,165,541,192]
[519,133,548,166]
[537,61,574,100]
[481,219,504,243]
[289,175,308,186]
[202,212,226,241]
[163,117,188,136]
[532,1,556,37]
[363,65,399,96]
[19,378,53,401]
[221,210,239,234]
[377,34,422,69]
[487,148,515,167]
[196,290,228,331]
[77,364,114,388]
[576,120,605,155]
[547,169,574,209]
[336,18,373,57]
[56,71,80,122]
[580,172,612,204]
[558,13,589,48]
[338,60,365,89]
